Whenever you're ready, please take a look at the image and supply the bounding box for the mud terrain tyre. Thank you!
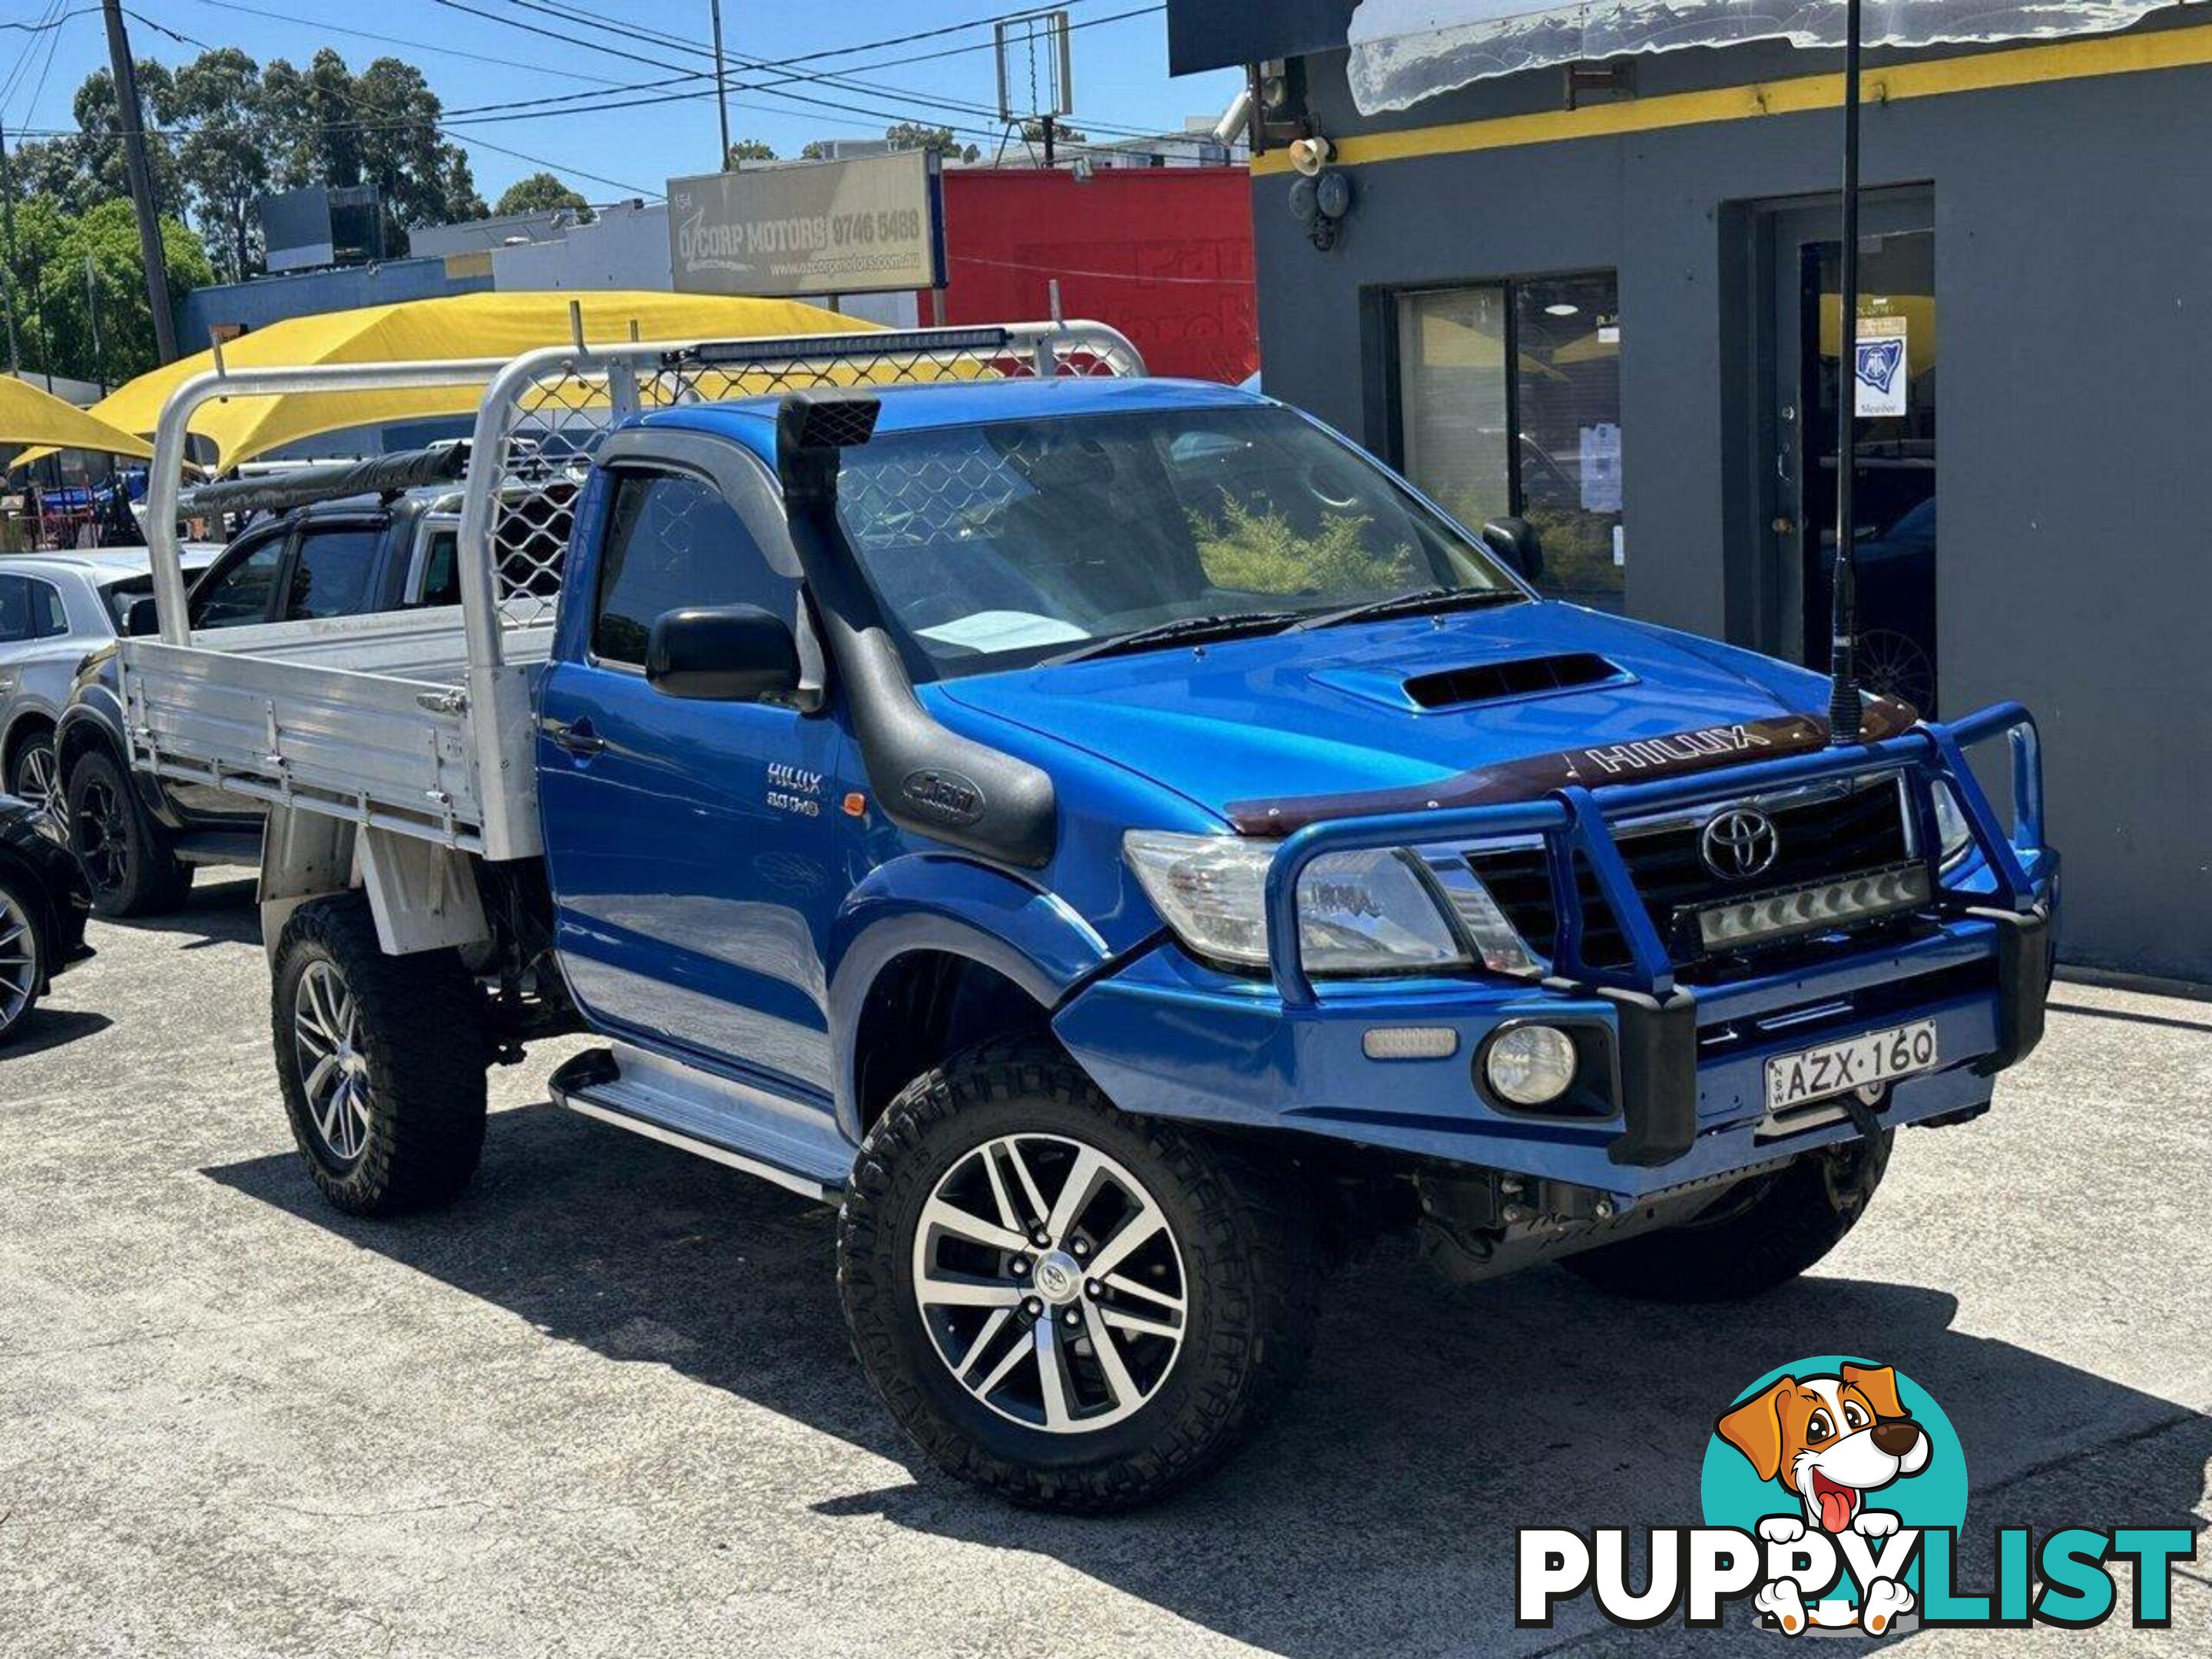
[839,1041,1320,1512]
[271,893,487,1217]
[1560,1131,1892,1303]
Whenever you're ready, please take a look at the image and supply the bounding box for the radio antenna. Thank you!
[1828,0,1867,744]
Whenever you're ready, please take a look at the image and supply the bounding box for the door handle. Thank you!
[546,717,605,757]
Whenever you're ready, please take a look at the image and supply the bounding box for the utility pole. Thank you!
[0,118,22,373]
[709,0,733,168]
[101,0,177,364]
[1041,114,1057,167]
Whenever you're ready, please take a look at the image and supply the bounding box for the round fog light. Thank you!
[1485,1025,1578,1107]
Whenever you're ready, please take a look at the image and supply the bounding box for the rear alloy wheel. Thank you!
[293,959,375,1169]
[65,748,190,918]
[271,893,488,1216]
[0,876,42,1041]
[8,735,61,831]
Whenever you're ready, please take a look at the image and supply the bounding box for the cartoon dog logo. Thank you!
[1717,1363,1931,1635]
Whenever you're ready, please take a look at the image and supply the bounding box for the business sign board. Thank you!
[259,184,382,274]
[667,151,946,298]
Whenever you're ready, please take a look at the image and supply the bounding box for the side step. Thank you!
[548,1045,852,1204]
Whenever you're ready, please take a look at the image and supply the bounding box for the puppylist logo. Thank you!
[1518,1356,2197,1636]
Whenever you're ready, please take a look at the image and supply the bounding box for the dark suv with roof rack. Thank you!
[57,478,493,915]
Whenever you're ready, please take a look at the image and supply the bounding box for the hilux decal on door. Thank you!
[767,761,824,818]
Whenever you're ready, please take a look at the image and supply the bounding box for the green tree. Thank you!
[799,140,832,161]
[494,171,591,221]
[5,197,212,386]
[12,48,492,283]
[71,61,182,211]
[724,139,777,166]
[166,47,273,282]
[353,56,485,245]
[1021,118,1088,146]
[885,122,977,163]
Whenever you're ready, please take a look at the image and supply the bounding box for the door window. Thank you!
[194,536,285,627]
[413,529,461,608]
[281,525,382,621]
[592,470,790,666]
[0,575,65,641]
[1396,272,1624,611]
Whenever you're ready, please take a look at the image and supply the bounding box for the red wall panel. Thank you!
[925,167,1259,383]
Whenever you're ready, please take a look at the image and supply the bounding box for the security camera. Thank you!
[1211,87,1255,149]
[1288,133,1333,177]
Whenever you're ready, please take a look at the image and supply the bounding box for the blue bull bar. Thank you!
[1263,702,2047,1011]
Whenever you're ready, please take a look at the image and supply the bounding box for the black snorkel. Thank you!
[774,390,1058,869]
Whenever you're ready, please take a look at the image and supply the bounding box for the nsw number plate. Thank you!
[1765,1020,1939,1111]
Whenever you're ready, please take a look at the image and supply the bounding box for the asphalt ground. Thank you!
[3,875,2207,1656]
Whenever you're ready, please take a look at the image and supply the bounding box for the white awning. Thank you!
[1348,0,2177,112]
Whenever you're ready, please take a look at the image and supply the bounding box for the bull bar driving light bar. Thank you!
[1689,860,1931,953]
[1262,702,2045,1011]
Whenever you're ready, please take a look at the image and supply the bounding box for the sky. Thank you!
[0,0,1243,208]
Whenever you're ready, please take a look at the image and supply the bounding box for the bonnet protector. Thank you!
[1224,697,1918,836]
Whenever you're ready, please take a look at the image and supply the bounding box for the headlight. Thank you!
[1123,831,1530,977]
[1929,780,1975,871]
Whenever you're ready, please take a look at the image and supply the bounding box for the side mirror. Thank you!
[1481,516,1544,584]
[646,604,801,702]
[124,595,161,636]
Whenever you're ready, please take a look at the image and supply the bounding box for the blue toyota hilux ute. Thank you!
[194,368,2052,1512]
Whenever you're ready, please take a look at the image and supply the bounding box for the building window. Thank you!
[1396,272,1624,611]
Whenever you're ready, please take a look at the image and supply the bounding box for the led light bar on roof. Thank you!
[673,328,1012,368]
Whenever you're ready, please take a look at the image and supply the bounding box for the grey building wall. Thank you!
[1252,33,2212,980]
[177,255,492,346]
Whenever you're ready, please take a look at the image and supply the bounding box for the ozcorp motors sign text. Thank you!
[668,150,944,298]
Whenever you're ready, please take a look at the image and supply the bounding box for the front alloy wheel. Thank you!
[0,879,41,1039]
[840,1041,1320,1512]
[9,737,61,830]
[71,767,131,894]
[913,1132,1188,1434]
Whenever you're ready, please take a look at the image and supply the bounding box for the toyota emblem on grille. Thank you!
[1700,806,1780,880]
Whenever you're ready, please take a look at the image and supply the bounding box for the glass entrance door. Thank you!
[1767,194,1939,714]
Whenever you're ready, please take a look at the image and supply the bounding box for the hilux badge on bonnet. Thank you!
[1702,806,1780,881]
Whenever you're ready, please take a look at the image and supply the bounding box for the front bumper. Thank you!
[1054,703,2055,1203]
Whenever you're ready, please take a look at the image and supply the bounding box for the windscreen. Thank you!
[833,405,1513,680]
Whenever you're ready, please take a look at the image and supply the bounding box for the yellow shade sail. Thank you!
[29,290,878,471]
[0,374,154,459]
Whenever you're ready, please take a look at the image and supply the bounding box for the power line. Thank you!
[177,0,633,88]
[433,3,1175,144]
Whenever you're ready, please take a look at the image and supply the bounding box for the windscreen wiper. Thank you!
[1045,611,1303,665]
[1290,584,1528,634]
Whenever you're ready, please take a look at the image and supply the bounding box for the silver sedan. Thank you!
[0,547,219,825]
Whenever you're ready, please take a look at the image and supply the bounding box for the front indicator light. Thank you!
[1363,1026,1459,1061]
[1485,1024,1578,1106]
